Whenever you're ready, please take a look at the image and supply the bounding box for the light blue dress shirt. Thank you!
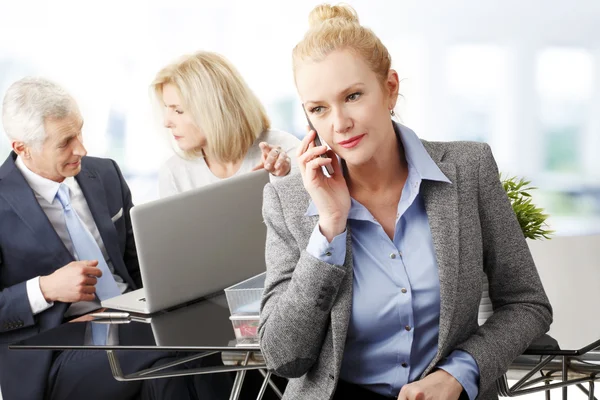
[305,124,480,399]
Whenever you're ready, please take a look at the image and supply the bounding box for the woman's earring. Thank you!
[390,109,395,117]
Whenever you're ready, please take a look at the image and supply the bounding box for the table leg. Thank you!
[229,352,251,400]
[258,368,283,398]
[256,370,272,400]
[563,357,568,400]
[576,382,598,400]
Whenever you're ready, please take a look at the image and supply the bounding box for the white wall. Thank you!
[0,0,598,227]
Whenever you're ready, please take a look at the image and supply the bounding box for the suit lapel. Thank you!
[420,152,460,353]
[0,159,73,275]
[75,161,127,279]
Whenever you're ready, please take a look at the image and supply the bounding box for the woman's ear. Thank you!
[386,69,400,109]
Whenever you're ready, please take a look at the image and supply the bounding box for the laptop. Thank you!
[101,169,270,314]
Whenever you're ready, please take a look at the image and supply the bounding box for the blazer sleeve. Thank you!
[0,281,36,333]
[455,143,553,394]
[258,182,348,378]
[111,160,142,289]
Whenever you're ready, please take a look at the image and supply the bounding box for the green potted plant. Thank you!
[501,175,554,240]
[478,175,554,324]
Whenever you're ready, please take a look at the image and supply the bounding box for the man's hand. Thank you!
[39,260,102,303]
[398,370,464,400]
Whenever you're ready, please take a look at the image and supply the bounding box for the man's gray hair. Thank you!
[1,77,79,150]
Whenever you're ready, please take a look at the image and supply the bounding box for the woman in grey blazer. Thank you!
[258,4,552,400]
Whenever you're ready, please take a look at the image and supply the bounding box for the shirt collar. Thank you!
[15,156,75,203]
[305,122,450,217]
[394,122,450,184]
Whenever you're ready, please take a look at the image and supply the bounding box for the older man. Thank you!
[0,77,232,400]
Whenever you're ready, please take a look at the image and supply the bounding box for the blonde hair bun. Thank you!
[308,3,359,28]
[294,2,391,84]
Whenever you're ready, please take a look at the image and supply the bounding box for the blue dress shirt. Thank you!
[305,124,480,399]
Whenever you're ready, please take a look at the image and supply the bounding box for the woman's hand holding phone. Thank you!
[297,129,350,241]
[303,108,334,176]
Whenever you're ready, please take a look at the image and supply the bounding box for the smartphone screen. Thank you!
[302,107,335,176]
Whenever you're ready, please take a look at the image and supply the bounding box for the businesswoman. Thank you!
[152,51,300,197]
[258,4,552,400]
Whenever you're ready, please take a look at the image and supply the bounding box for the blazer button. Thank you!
[329,374,335,380]
[401,362,408,368]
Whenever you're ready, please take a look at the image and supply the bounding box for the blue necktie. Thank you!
[91,322,110,346]
[55,183,121,300]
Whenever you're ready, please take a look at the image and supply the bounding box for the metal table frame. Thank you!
[497,340,600,400]
[104,348,282,400]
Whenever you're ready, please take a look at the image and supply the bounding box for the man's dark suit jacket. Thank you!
[0,152,141,400]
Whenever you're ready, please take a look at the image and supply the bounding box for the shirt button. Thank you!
[401,362,408,368]
[325,251,332,257]
[405,325,412,331]
[389,253,396,259]
[401,288,407,294]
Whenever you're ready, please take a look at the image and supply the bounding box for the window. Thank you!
[534,48,599,232]
[446,45,508,143]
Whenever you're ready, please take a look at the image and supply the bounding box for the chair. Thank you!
[478,234,600,398]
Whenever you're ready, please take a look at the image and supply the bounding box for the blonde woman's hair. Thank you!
[293,3,392,84]
[152,51,270,162]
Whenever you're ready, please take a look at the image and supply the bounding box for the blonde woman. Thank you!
[153,51,300,198]
[258,4,552,400]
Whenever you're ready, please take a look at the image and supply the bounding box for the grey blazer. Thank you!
[258,138,552,400]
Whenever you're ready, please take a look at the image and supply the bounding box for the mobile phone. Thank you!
[302,107,335,176]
